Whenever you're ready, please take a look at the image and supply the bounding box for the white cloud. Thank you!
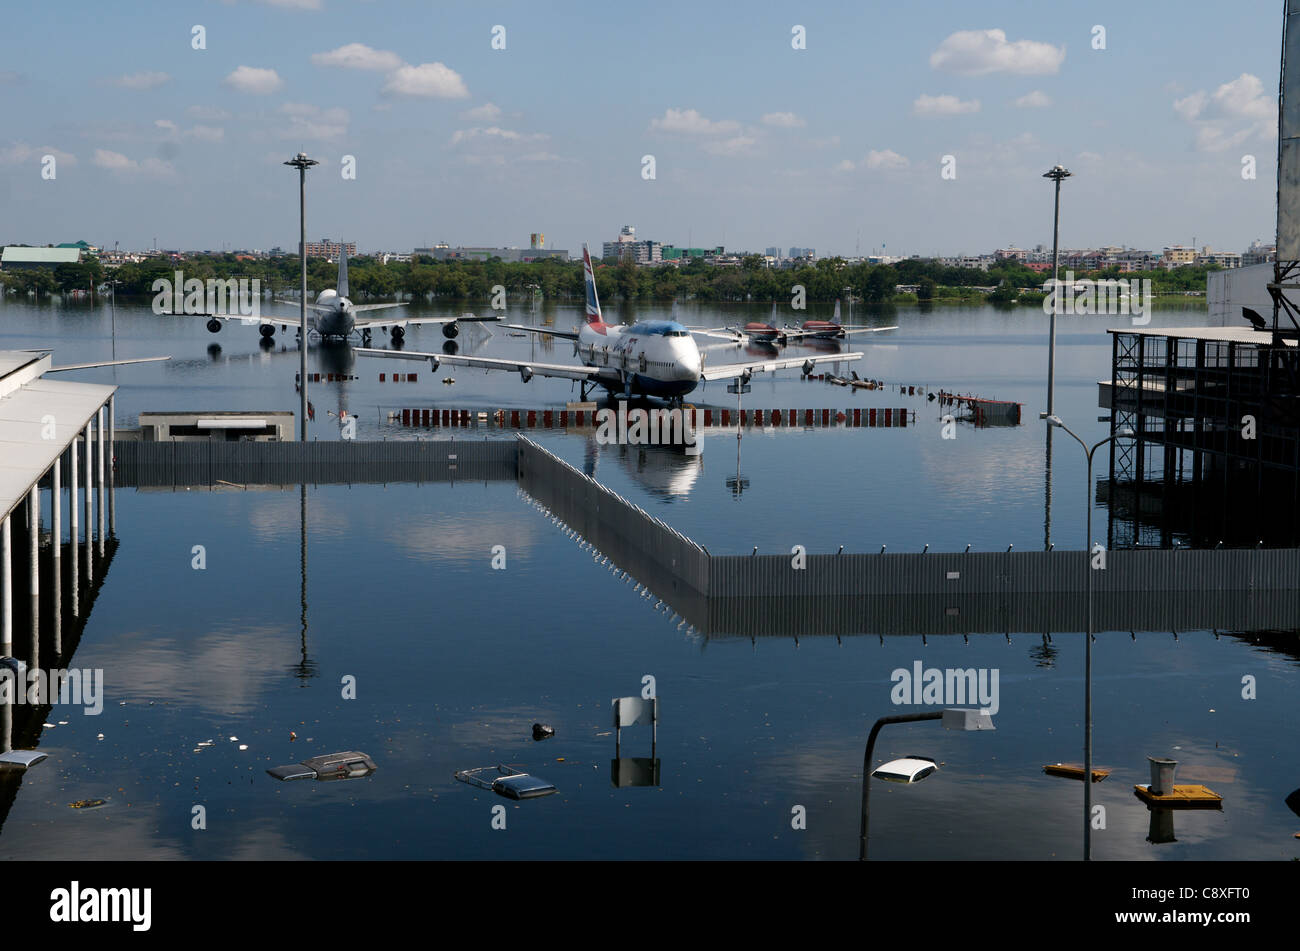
[382,62,469,99]
[154,119,179,133]
[836,149,909,172]
[310,43,403,72]
[1174,73,1274,152]
[461,102,503,121]
[912,94,981,118]
[92,148,174,175]
[930,29,1064,76]
[702,134,757,156]
[449,126,546,146]
[1013,90,1051,108]
[648,108,740,136]
[865,149,909,170]
[222,66,284,95]
[761,111,805,129]
[280,103,349,140]
[0,143,76,166]
[113,71,171,90]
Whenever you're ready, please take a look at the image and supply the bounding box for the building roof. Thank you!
[0,352,115,522]
[1107,326,1298,345]
[1,246,82,264]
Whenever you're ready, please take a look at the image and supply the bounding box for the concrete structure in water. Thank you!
[0,351,116,757]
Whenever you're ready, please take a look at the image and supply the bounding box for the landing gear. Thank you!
[362,328,372,345]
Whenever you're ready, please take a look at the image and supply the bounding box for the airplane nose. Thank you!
[680,345,701,379]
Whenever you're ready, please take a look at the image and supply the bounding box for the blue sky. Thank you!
[0,0,1284,256]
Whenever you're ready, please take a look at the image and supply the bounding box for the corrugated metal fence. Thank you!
[515,436,710,597]
[113,439,518,488]
[707,548,1300,597]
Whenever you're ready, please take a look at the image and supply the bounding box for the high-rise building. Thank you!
[304,238,356,259]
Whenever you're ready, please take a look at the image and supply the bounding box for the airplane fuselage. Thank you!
[312,289,355,337]
[576,319,702,398]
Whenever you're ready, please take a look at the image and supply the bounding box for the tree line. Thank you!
[0,250,1225,304]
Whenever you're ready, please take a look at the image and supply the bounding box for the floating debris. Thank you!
[268,751,377,782]
[532,723,555,741]
[68,798,109,810]
[455,764,556,800]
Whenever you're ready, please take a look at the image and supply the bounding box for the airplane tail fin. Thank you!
[582,243,604,325]
[337,248,349,298]
[832,299,842,325]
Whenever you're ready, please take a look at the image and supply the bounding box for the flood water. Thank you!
[1,294,1297,860]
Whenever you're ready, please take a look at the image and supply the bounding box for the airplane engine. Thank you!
[443,321,459,339]
[390,326,405,341]
[206,318,221,334]
[519,365,534,383]
[802,359,815,376]
[259,324,276,338]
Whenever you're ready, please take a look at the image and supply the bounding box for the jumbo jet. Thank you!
[198,249,498,345]
[357,244,879,403]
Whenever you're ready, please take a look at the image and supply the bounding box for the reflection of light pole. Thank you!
[1044,414,1134,861]
[284,153,318,441]
[1043,165,1071,417]
[859,708,994,860]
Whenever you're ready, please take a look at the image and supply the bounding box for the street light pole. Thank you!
[859,708,994,860]
[284,152,318,441]
[1043,165,1072,417]
[1045,414,1133,861]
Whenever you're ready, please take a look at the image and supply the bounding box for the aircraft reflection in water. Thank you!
[583,437,702,502]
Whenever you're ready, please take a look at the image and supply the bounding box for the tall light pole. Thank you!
[284,152,318,441]
[859,708,994,860]
[1043,165,1072,417]
[1044,414,1134,861]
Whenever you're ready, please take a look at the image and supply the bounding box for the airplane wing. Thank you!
[783,324,898,341]
[179,312,305,331]
[497,323,581,341]
[353,312,502,331]
[687,327,746,343]
[355,346,600,383]
[48,355,171,371]
[700,350,861,382]
[273,300,335,314]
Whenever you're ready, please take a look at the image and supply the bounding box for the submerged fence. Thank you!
[112,436,1300,636]
[113,438,517,488]
[515,436,710,598]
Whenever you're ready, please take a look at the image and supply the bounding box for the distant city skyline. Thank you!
[0,1,1284,257]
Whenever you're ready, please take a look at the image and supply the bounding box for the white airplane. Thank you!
[357,244,876,403]
[199,249,499,345]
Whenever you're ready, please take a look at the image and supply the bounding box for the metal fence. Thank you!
[515,436,710,597]
[113,438,518,488]
[707,547,1300,598]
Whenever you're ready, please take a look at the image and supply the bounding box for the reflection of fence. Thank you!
[113,439,517,488]
[707,548,1300,598]
[516,436,709,597]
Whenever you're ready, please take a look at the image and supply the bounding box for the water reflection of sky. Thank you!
[1,297,1296,860]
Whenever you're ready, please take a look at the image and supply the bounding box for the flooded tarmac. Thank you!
[1,296,1296,860]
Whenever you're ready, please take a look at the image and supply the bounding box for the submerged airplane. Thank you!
[357,244,876,402]
[197,249,498,345]
[727,299,896,345]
